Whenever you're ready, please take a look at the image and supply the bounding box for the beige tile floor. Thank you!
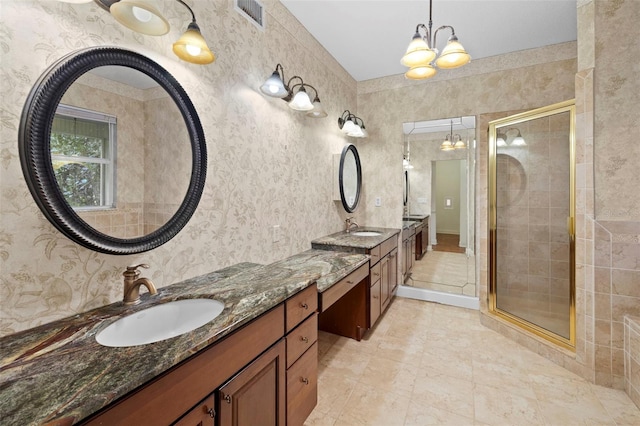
[408,251,476,297]
[305,297,640,426]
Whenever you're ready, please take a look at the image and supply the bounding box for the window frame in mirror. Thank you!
[18,46,207,255]
[338,143,362,213]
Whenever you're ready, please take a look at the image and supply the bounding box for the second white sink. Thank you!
[351,231,382,237]
[96,299,225,347]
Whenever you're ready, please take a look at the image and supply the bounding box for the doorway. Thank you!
[489,100,576,349]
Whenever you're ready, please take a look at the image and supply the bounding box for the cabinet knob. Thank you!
[206,407,216,418]
[301,377,309,385]
[347,280,353,284]
[224,394,232,404]
[300,336,309,343]
[300,303,308,309]
[373,272,379,277]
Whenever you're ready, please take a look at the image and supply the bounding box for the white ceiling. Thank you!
[280,0,577,81]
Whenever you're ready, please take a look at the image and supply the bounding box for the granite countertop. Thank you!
[269,249,370,293]
[402,221,417,230]
[310,227,400,253]
[403,214,430,221]
[0,262,319,425]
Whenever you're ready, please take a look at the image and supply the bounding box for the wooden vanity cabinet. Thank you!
[368,236,398,327]
[402,226,416,282]
[84,285,319,426]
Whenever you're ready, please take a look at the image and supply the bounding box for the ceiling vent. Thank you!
[235,0,265,31]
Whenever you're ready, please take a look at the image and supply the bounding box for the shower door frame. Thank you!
[488,99,576,350]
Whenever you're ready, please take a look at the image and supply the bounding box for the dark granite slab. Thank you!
[310,227,400,253]
[269,249,370,293]
[0,262,319,425]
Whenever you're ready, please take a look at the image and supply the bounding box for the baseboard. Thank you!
[396,285,479,310]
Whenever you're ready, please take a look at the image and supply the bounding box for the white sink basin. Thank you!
[96,299,225,347]
[351,231,382,237]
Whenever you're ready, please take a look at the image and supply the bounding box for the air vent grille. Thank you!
[235,0,265,30]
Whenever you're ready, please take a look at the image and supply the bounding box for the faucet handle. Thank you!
[124,264,149,277]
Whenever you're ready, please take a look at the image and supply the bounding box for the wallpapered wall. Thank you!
[0,0,357,336]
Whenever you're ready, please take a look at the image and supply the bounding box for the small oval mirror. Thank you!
[339,144,362,213]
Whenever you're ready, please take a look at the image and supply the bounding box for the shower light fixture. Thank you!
[497,128,526,147]
[260,64,327,117]
[401,0,471,80]
[338,110,368,138]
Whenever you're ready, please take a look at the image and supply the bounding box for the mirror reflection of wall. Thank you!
[57,66,191,238]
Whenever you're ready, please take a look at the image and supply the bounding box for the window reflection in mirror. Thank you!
[57,66,192,239]
[402,117,477,298]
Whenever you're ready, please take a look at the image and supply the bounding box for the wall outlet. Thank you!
[272,225,280,243]
[375,197,382,207]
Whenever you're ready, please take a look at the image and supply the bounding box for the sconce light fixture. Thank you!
[440,120,466,151]
[260,64,327,118]
[338,110,368,138]
[172,0,215,64]
[496,128,526,147]
[401,0,471,80]
[84,0,214,65]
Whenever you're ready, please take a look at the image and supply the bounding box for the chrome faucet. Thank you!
[345,217,359,233]
[122,264,157,305]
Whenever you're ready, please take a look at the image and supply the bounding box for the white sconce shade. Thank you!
[496,134,507,147]
[440,140,454,151]
[173,22,215,64]
[401,33,436,67]
[435,37,471,69]
[511,133,527,146]
[110,0,170,36]
[288,86,314,111]
[347,124,365,138]
[260,71,288,98]
[453,138,466,149]
[341,118,357,134]
[405,64,436,80]
[306,97,328,118]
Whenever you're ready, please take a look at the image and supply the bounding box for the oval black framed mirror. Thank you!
[19,46,207,255]
[338,144,362,213]
[403,170,409,206]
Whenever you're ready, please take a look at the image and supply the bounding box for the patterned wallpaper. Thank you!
[0,0,357,336]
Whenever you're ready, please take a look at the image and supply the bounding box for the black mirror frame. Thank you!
[338,144,362,213]
[403,170,409,206]
[18,46,207,255]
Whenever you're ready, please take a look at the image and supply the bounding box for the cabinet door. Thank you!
[218,340,286,426]
[389,249,398,294]
[369,280,381,326]
[380,255,390,311]
[287,343,318,426]
[173,395,215,426]
[410,236,416,271]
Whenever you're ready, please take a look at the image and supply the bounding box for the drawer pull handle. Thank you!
[373,273,379,277]
[347,280,353,284]
[300,303,308,309]
[301,336,309,343]
[301,377,309,385]
[224,394,232,404]
[373,295,379,299]
[206,407,216,418]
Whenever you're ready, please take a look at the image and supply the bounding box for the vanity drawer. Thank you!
[369,280,381,326]
[286,314,317,368]
[287,342,318,426]
[381,236,398,258]
[368,244,382,264]
[319,262,369,312]
[286,284,317,333]
[370,261,381,286]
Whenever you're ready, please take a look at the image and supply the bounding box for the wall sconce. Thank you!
[88,0,214,65]
[496,128,526,147]
[338,110,368,138]
[401,0,471,80]
[440,120,466,151]
[260,64,327,118]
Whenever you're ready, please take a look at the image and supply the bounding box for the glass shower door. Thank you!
[489,100,575,349]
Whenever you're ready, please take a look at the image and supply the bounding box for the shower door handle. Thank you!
[567,216,575,239]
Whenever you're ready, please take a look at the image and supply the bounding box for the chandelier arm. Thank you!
[302,83,319,100]
[433,25,455,53]
[285,75,304,92]
[416,23,431,48]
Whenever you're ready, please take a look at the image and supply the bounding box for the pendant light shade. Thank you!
[453,136,466,149]
[405,64,436,80]
[288,86,314,111]
[434,35,471,69]
[173,22,215,64]
[401,32,436,67]
[260,70,288,98]
[110,0,170,36]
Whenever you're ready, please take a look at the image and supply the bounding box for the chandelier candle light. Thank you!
[401,0,471,80]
